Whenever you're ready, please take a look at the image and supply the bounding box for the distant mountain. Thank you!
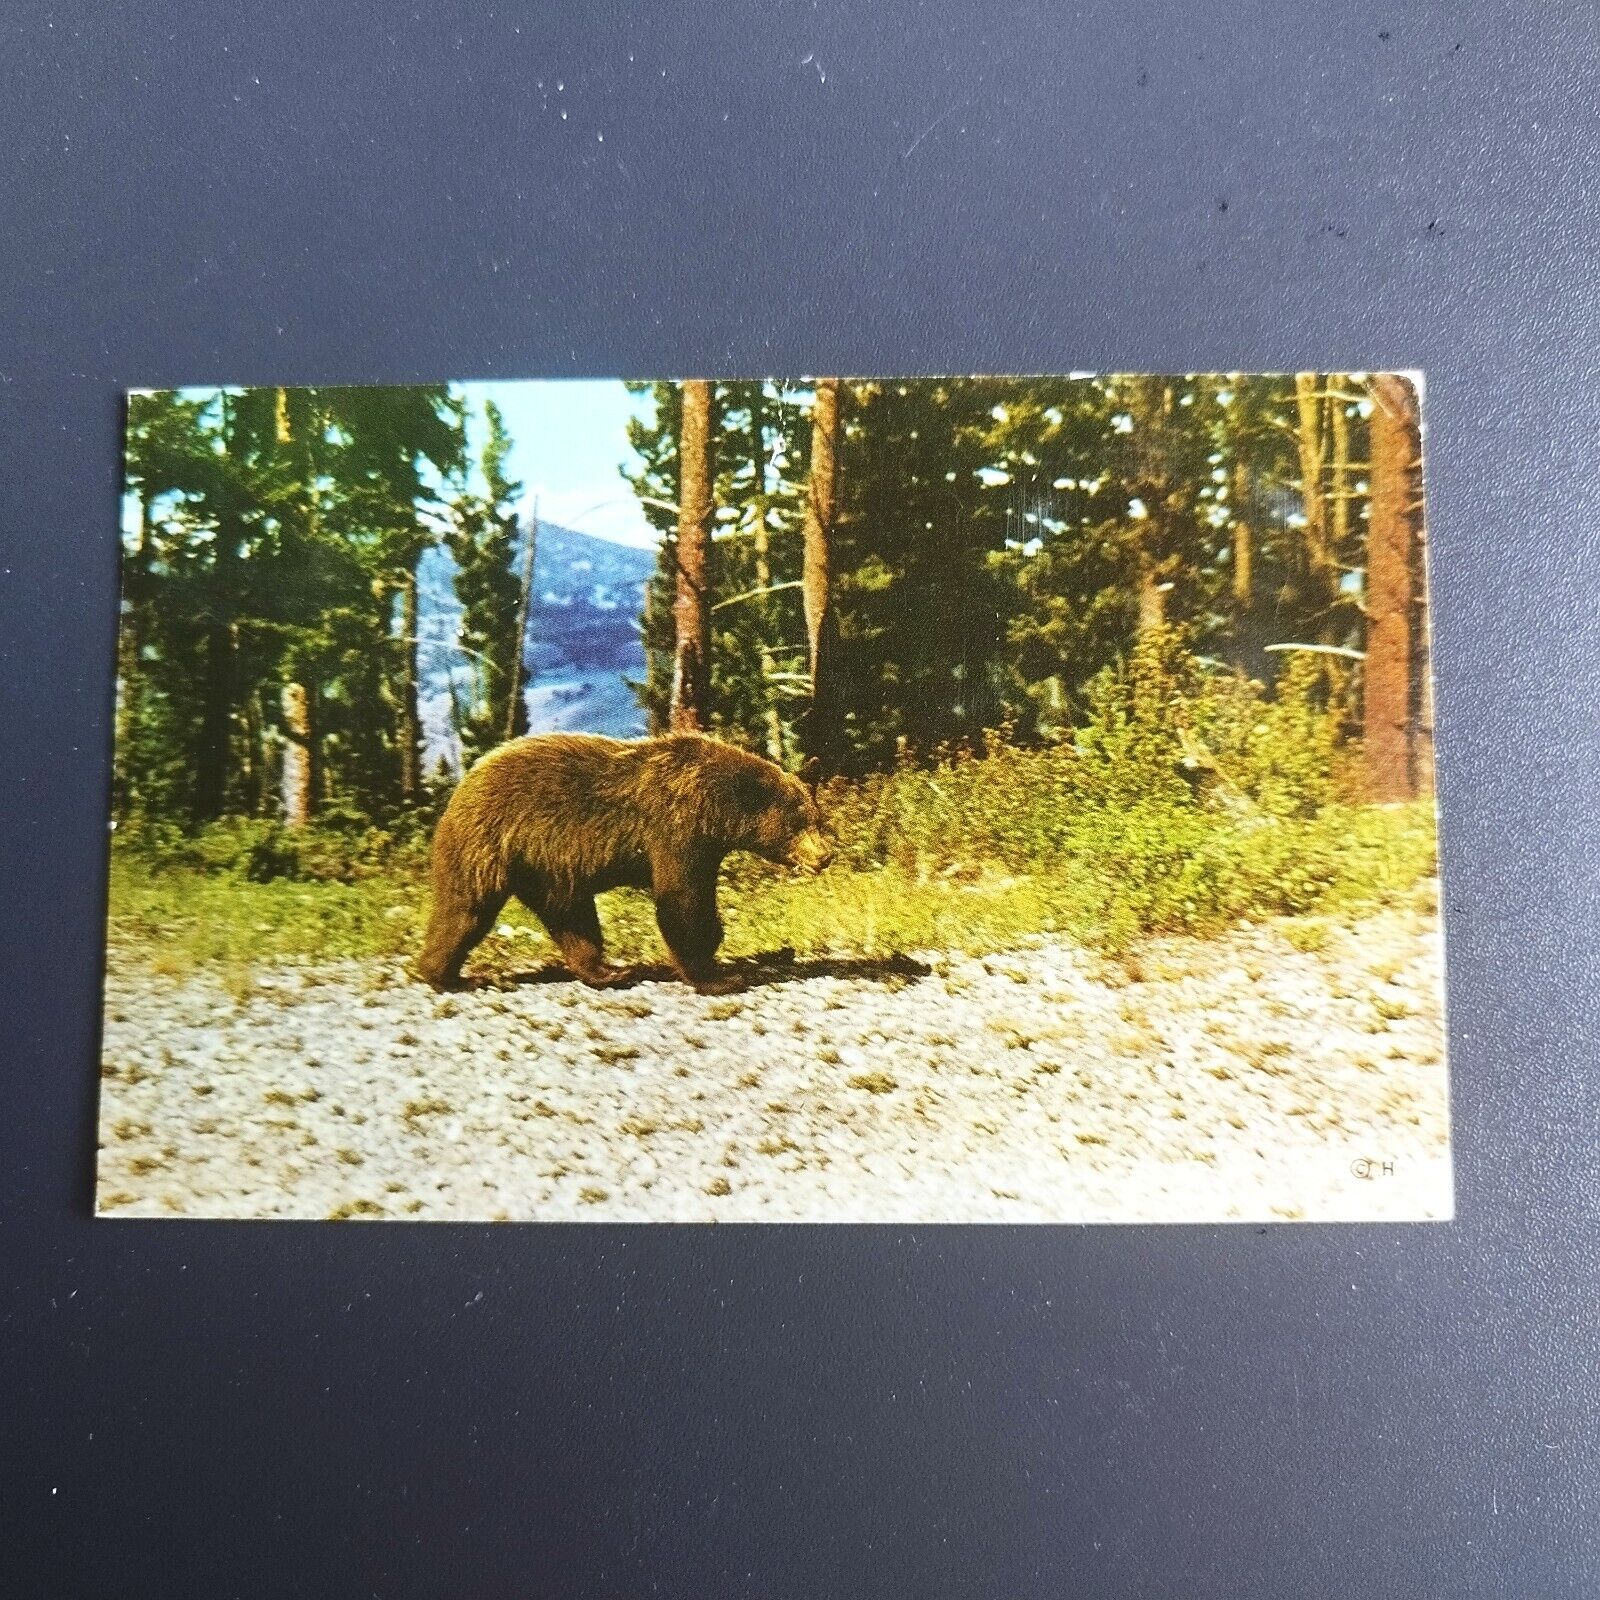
[417,520,655,768]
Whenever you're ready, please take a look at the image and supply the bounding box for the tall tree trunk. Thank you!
[278,387,322,823]
[1364,373,1423,801]
[281,681,314,827]
[670,381,716,732]
[399,570,422,803]
[507,500,538,740]
[749,388,785,762]
[1125,375,1176,640]
[800,378,842,768]
[1136,545,1167,634]
[1295,372,1333,626]
[1329,382,1352,560]
[1230,458,1256,674]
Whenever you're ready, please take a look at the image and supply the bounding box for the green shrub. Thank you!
[115,811,433,884]
[810,630,1387,944]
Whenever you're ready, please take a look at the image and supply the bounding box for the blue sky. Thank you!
[460,379,659,548]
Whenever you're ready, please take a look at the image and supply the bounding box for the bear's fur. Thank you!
[416,732,832,994]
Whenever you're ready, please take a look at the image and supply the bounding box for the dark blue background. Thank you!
[4,3,1598,1594]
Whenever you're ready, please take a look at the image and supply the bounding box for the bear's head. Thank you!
[742,756,834,873]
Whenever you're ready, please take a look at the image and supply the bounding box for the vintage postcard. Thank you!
[97,374,1449,1222]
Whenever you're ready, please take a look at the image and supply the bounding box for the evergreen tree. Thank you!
[448,397,525,762]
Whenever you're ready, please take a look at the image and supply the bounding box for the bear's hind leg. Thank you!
[416,888,506,991]
[516,877,635,989]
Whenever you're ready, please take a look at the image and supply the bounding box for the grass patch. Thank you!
[105,796,1436,981]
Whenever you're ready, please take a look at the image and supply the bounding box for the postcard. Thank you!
[97,374,1449,1221]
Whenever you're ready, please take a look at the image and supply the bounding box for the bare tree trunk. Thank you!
[1329,381,1352,558]
[1230,457,1257,674]
[1137,545,1167,634]
[277,388,322,823]
[399,571,423,804]
[800,378,842,768]
[670,381,716,732]
[749,388,785,762]
[1231,462,1253,609]
[1364,373,1423,801]
[281,680,314,827]
[506,499,538,740]
[1295,372,1333,620]
[1124,375,1177,640]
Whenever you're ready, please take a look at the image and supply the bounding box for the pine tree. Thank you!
[832,376,1006,761]
[118,389,216,820]
[448,398,526,762]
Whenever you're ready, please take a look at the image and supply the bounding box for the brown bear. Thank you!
[415,732,833,995]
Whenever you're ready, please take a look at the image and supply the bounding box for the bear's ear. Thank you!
[798,756,822,794]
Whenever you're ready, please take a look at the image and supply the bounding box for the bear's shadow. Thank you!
[491,948,931,993]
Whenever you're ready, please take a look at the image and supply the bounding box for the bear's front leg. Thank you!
[416,886,508,991]
[653,869,740,995]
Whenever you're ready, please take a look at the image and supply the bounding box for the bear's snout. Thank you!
[789,828,834,874]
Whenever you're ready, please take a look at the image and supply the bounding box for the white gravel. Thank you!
[97,899,1451,1223]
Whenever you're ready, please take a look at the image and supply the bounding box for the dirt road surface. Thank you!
[97,902,1451,1223]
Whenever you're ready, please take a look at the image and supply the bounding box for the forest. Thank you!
[110,373,1436,973]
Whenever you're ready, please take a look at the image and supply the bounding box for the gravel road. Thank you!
[97,899,1451,1223]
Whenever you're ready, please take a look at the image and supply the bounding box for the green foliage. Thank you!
[627,373,1376,775]
[810,631,1371,948]
[118,384,464,828]
[117,808,433,886]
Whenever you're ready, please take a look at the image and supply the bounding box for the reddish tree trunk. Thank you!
[281,681,314,827]
[1364,373,1423,801]
[670,380,716,732]
[801,378,842,768]
[749,389,785,762]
